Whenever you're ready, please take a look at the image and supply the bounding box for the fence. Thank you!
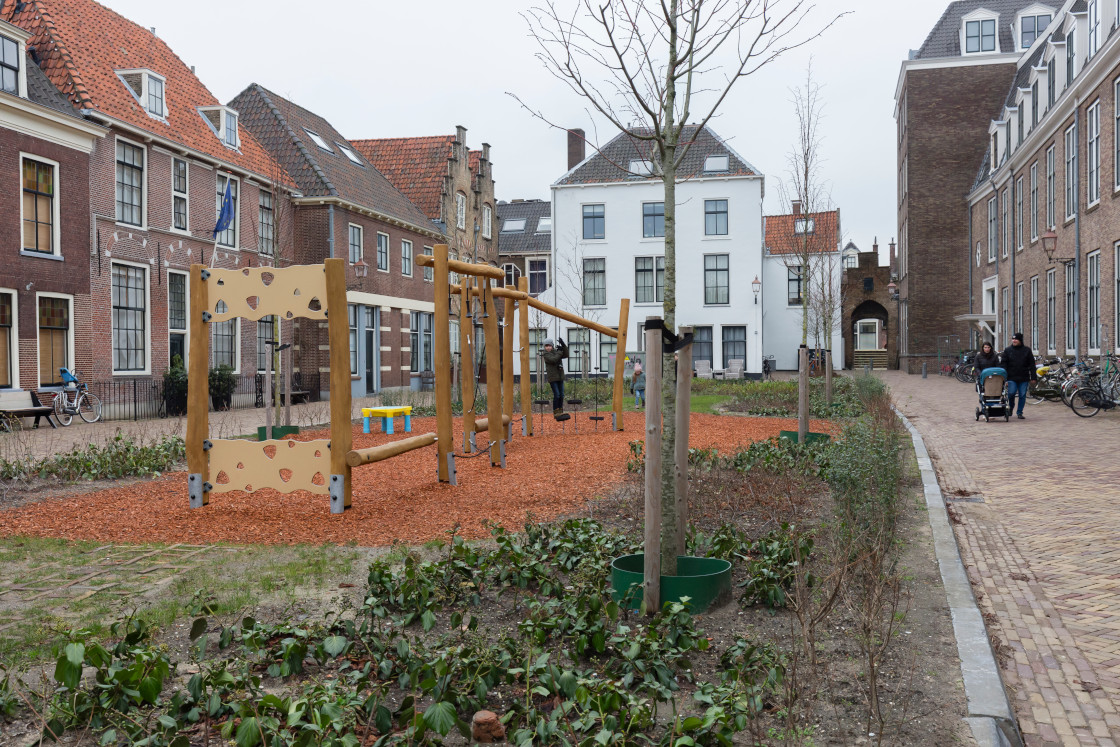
[81,372,323,422]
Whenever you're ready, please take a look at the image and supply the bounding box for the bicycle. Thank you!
[53,368,103,426]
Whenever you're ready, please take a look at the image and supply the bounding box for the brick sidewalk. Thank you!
[883,371,1120,746]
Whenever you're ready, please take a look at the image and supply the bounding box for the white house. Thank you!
[762,204,846,371]
[524,125,766,378]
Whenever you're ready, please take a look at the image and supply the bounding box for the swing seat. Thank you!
[554,412,571,421]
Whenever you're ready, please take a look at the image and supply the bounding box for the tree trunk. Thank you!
[825,349,833,406]
[798,347,809,443]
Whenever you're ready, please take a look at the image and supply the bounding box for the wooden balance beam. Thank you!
[473,414,510,433]
[346,432,437,467]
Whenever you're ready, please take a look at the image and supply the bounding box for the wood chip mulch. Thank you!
[0,412,837,547]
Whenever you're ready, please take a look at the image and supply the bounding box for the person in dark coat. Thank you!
[975,341,1001,372]
[631,363,645,408]
[1001,333,1037,419]
[541,338,569,417]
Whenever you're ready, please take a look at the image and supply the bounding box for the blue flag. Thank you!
[213,179,234,238]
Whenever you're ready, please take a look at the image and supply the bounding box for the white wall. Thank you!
[762,253,846,371]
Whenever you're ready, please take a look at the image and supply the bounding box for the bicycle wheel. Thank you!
[1069,389,1102,418]
[53,392,73,426]
[1026,380,1045,405]
[77,392,102,423]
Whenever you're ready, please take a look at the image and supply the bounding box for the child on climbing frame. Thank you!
[541,338,569,419]
[631,363,645,409]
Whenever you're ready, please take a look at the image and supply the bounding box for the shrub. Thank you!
[0,433,185,481]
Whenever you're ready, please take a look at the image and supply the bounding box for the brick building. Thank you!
[841,239,899,370]
[231,85,446,396]
[0,17,105,392]
[895,0,1038,372]
[495,199,552,295]
[966,0,1120,362]
[4,0,296,409]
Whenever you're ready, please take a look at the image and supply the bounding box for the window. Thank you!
[501,218,526,233]
[966,18,996,52]
[211,314,237,370]
[1088,100,1101,204]
[1046,144,1056,229]
[401,240,413,277]
[987,196,997,261]
[629,159,653,175]
[346,224,362,264]
[0,293,12,388]
[704,254,729,305]
[1030,163,1039,241]
[567,329,589,374]
[1018,106,1024,146]
[1065,124,1077,219]
[1031,276,1039,350]
[118,70,165,119]
[788,266,804,306]
[1001,188,1009,258]
[1066,263,1076,351]
[422,246,433,282]
[1016,281,1024,334]
[173,158,188,231]
[582,258,606,306]
[642,202,665,238]
[38,296,69,386]
[337,144,362,165]
[0,34,18,95]
[583,204,605,239]
[1115,79,1120,189]
[529,259,548,295]
[795,217,815,235]
[1088,251,1101,350]
[1047,57,1056,109]
[704,200,729,236]
[215,174,238,247]
[635,256,665,303]
[1022,13,1051,48]
[199,106,239,147]
[1046,268,1057,353]
[1089,1,1100,57]
[111,264,147,372]
[1031,81,1039,128]
[1002,287,1009,340]
[223,110,238,148]
[21,157,56,255]
[692,327,713,370]
[257,315,276,373]
[536,216,552,233]
[528,328,545,373]
[844,252,859,269]
[455,192,466,230]
[149,75,166,117]
[599,332,617,373]
[1067,31,1076,86]
[722,326,746,369]
[1016,176,1024,249]
[376,232,389,272]
[704,154,730,172]
[168,271,187,365]
[304,129,333,152]
[115,140,144,226]
[503,263,521,288]
[482,204,492,239]
[350,306,359,375]
[258,190,274,256]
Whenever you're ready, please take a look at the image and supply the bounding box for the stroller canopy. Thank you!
[979,367,1007,385]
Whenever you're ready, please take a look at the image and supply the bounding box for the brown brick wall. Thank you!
[842,252,897,368]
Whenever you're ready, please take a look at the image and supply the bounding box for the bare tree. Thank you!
[523,0,843,576]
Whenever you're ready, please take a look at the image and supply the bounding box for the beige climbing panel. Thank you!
[206,266,329,323]
[207,438,331,495]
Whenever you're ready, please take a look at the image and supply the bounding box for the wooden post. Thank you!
[502,291,515,442]
[674,326,692,555]
[483,280,504,467]
[518,276,532,436]
[186,264,210,508]
[324,258,353,510]
[643,318,662,613]
[612,299,630,430]
[460,276,475,450]
[434,245,453,482]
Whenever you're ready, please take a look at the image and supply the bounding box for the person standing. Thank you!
[1001,333,1037,419]
[541,338,569,419]
[631,363,645,409]
[975,341,1001,372]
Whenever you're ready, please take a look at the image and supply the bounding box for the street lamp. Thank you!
[887,281,898,301]
[1040,228,1073,265]
[751,275,761,304]
[352,258,369,279]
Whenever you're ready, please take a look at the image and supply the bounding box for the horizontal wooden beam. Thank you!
[449,283,527,301]
[473,414,510,433]
[416,254,504,280]
[346,432,437,467]
[449,284,620,338]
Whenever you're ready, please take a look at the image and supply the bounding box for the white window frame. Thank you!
[211,317,241,374]
[987,196,997,262]
[1114,78,1120,191]
[303,129,334,153]
[0,30,29,98]
[348,223,363,265]
[456,192,466,230]
[1016,176,1024,250]
[215,172,240,249]
[1001,188,1010,258]
[1046,144,1056,228]
[1016,280,1024,334]
[401,239,413,278]
[528,257,549,295]
[18,152,62,259]
[167,269,189,367]
[1065,262,1077,354]
[376,231,390,273]
[1030,162,1039,241]
[109,259,152,375]
[1002,286,1009,341]
[115,136,147,230]
[1088,250,1101,353]
[1088,99,1101,205]
[502,263,521,289]
[1046,268,1057,354]
[962,11,999,54]
[35,291,73,388]
[1065,123,1077,220]
[1030,276,1039,351]
[1089,0,1101,57]
[422,245,433,282]
[172,157,189,233]
[0,288,19,390]
[481,204,492,239]
[116,68,166,120]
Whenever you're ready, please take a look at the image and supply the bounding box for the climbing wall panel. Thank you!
[207,438,331,495]
[206,266,329,323]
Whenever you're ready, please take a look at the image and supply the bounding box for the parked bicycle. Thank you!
[53,368,103,425]
[1068,354,1119,417]
[954,350,979,383]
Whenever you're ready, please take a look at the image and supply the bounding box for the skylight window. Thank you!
[704,154,730,172]
[536,217,552,233]
[304,129,333,153]
[629,159,653,175]
[337,144,363,165]
[502,219,526,233]
[117,69,166,120]
[794,218,815,235]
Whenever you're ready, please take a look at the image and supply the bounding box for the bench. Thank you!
[0,390,57,430]
[255,372,312,408]
[362,406,412,435]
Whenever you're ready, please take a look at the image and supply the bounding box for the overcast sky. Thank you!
[103,0,950,263]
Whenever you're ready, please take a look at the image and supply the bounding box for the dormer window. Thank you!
[199,106,240,149]
[704,154,730,172]
[304,129,333,153]
[1021,13,1052,48]
[1,34,20,96]
[794,218,815,235]
[1088,0,1100,57]
[965,18,997,53]
[117,69,167,119]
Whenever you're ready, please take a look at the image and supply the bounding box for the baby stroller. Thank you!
[975,367,1010,422]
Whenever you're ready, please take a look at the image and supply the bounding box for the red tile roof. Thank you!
[764,210,841,255]
[4,0,291,185]
[350,135,454,220]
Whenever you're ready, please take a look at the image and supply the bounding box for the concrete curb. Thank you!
[894,407,1022,747]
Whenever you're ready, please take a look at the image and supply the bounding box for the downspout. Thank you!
[1074,103,1082,361]
[1010,167,1016,337]
[328,204,335,259]
[967,200,973,327]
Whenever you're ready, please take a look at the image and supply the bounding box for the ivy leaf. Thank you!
[422,701,457,736]
[235,717,262,747]
[157,715,178,730]
[322,636,347,658]
[189,618,207,641]
[139,676,161,704]
[420,610,437,632]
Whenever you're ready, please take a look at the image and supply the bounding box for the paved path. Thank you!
[883,371,1120,746]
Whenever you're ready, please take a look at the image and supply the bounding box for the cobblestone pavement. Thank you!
[884,371,1120,746]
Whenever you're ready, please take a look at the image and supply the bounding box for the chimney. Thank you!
[872,236,878,256]
[791,200,802,216]
[889,239,897,271]
[567,128,586,170]
[454,125,467,160]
